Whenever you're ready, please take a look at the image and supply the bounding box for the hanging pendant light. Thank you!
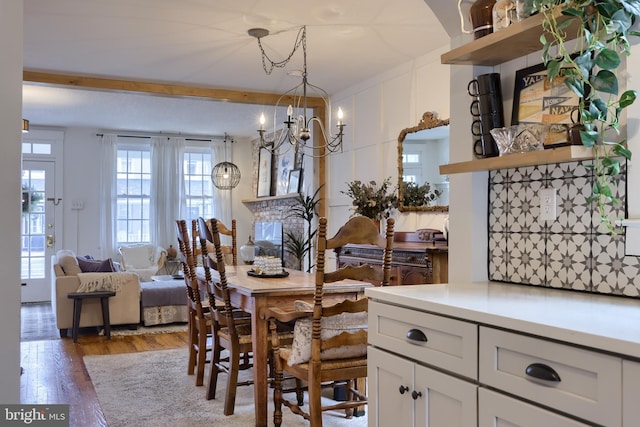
[211,133,241,190]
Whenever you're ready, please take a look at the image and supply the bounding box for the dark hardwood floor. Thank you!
[20,303,188,427]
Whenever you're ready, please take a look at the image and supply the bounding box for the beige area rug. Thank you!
[84,348,368,427]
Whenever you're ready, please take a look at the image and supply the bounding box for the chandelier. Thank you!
[211,133,241,190]
[249,26,345,158]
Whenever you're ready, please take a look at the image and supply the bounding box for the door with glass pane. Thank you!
[21,160,56,302]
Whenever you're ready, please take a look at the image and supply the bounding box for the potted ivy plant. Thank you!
[535,0,640,233]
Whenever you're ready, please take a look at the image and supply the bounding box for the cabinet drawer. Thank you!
[369,300,478,379]
[479,327,622,427]
[479,388,590,427]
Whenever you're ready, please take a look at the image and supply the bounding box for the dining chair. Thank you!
[197,217,254,414]
[261,215,395,427]
[176,219,212,387]
[198,217,298,415]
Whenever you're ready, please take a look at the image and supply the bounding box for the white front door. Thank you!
[21,160,57,302]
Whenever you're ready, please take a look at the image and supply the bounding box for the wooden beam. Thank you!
[23,70,326,107]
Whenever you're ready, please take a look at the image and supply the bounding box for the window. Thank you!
[116,147,151,244]
[183,148,213,221]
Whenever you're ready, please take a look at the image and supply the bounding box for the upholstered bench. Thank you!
[139,279,189,326]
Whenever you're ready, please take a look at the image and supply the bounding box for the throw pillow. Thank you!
[287,300,368,366]
[77,257,115,273]
[58,255,82,276]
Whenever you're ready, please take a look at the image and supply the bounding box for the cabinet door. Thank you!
[479,388,590,427]
[414,364,477,427]
[623,360,640,426]
[368,346,414,427]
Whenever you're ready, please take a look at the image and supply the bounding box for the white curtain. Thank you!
[151,136,185,250]
[99,134,118,259]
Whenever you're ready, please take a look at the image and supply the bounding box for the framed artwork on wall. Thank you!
[288,169,302,194]
[257,147,272,197]
[512,61,582,148]
[276,146,295,196]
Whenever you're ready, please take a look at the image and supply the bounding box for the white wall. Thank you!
[0,0,23,403]
[328,46,451,237]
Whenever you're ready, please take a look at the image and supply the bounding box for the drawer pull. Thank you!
[411,390,422,400]
[406,328,428,343]
[399,385,409,395]
[525,363,561,383]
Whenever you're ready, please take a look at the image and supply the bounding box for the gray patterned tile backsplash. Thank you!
[488,160,640,297]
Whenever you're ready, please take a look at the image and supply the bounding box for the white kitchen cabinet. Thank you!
[478,388,590,427]
[623,360,640,426]
[366,282,640,427]
[368,346,477,427]
[479,326,622,426]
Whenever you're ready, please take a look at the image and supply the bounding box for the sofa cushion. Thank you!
[58,255,82,276]
[286,300,368,366]
[77,257,115,273]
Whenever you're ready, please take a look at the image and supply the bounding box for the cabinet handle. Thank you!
[525,363,561,383]
[399,385,409,394]
[411,390,422,400]
[406,328,428,344]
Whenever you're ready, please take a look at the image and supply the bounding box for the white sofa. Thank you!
[51,254,141,338]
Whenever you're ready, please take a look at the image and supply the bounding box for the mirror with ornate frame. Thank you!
[397,112,450,212]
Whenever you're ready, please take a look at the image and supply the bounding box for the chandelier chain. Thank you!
[257,27,306,75]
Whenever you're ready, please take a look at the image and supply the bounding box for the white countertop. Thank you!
[366,282,640,359]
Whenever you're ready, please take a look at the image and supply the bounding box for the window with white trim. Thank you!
[116,147,151,244]
[183,148,214,220]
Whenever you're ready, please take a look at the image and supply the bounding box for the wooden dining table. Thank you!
[222,265,372,427]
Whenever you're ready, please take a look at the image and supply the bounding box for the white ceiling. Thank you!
[23,0,451,138]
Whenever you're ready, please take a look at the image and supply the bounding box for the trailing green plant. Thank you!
[535,0,640,233]
[341,178,398,220]
[400,181,442,207]
[287,185,322,272]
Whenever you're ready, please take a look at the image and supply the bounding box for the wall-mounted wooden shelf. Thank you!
[441,10,579,66]
[439,145,612,175]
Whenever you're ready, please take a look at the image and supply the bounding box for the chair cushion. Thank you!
[287,300,368,366]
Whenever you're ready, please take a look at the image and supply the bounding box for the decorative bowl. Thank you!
[490,124,548,156]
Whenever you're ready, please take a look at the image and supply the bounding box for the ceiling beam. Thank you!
[22,70,326,108]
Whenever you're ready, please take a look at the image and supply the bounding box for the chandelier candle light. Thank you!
[249,26,346,158]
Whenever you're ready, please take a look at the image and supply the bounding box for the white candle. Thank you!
[259,113,266,130]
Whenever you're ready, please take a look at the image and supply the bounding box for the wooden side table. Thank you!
[67,291,116,343]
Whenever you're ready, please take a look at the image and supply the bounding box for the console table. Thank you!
[335,229,448,285]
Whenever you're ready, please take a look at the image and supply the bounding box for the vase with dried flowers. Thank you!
[341,178,398,223]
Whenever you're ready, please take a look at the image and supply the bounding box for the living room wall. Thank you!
[53,127,254,259]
